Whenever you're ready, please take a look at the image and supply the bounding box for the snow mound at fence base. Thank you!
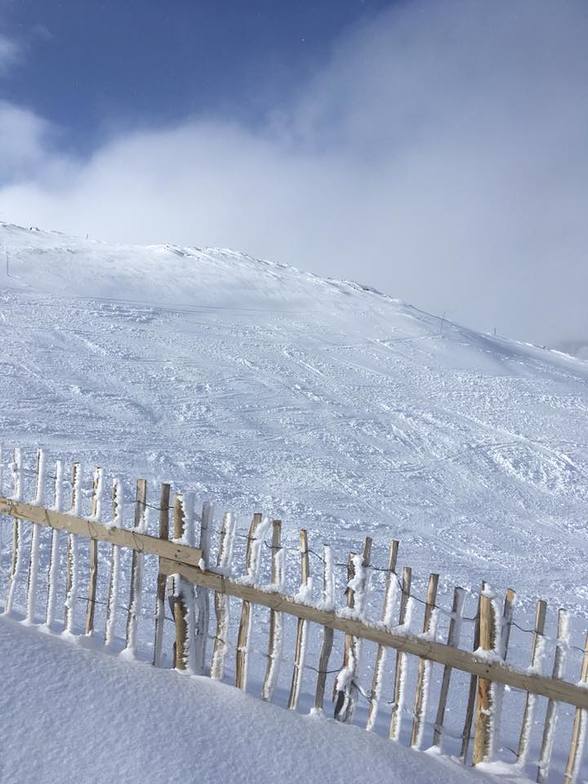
[0,221,587,614]
[0,615,512,784]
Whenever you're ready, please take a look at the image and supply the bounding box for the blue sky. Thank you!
[1,0,392,153]
[0,0,586,346]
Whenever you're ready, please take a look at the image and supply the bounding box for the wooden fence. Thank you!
[0,447,586,782]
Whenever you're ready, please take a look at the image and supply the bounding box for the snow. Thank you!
[0,222,585,617]
[0,222,587,779]
[0,614,520,784]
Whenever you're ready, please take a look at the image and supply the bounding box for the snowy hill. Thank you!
[0,221,587,616]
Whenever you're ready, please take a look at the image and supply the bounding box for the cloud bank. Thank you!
[0,0,587,345]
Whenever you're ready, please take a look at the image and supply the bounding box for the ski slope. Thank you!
[0,221,587,621]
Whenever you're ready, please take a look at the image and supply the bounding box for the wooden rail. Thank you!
[0,497,202,567]
[158,557,588,710]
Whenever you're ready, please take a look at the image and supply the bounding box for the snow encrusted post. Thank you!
[288,528,311,710]
[261,519,283,700]
[26,448,46,623]
[236,513,268,691]
[389,565,414,741]
[563,632,588,784]
[64,462,82,634]
[537,608,569,783]
[84,466,103,635]
[45,460,64,628]
[4,449,24,615]
[194,501,213,675]
[11,446,22,501]
[410,572,440,749]
[123,479,148,658]
[153,482,171,667]
[171,493,196,672]
[314,544,336,712]
[516,599,547,765]
[366,539,399,731]
[472,584,501,765]
[334,536,372,723]
[461,585,483,762]
[104,478,123,646]
[210,511,236,680]
[432,585,466,749]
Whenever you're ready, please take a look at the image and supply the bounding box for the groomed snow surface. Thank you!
[0,615,522,784]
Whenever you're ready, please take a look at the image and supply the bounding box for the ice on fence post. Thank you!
[105,478,123,645]
[90,467,103,521]
[171,492,196,673]
[235,513,263,691]
[537,608,569,784]
[432,585,466,750]
[153,482,171,668]
[334,537,372,724]
[63,532,78,636]
[33,448,46,506]
[211,511,236,680]
[410,573,439,749]
[313,544,336,713]
[389,565,412,741]
[262,519,283,701]
[45,460,64,628]
[25,448,47,623]
[11,447,22,501]
[516,599,547,765]
[84,467,103,635]
[123,479,148,659]
[366,540,399,732]
[194,501,213,675]
[288,529,311,711]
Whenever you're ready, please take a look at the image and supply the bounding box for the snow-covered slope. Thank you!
[0,222,586,616]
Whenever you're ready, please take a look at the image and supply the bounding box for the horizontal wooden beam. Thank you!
[0,498,202,567]
[160,557,588,710]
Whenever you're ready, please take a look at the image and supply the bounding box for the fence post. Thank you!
[563,633,588,784]
[410,572,439,748]
[472,586,499,764]
[104,478,123,646]
[516,599,547,764]
[537,608,569,783]
[235,513,263,690]
[210,512,236,680]
[461,585,483,761]
[153,482,171,667]
[45,460,64,627]
[432,585,465,749]
[64,462,81,634]
[366,540,400,731]
[84,466,103,635]
[5,448,24,615]
[172,494,195,671]
[313,544,335,712]
[262,519,283,701]
[124,479,147,657]
[389,565,413,740]
[194,501,212,675]
[26,448,46,623]
[334,536,372,723]
[288,529,310,710]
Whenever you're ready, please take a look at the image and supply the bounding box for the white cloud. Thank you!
[0,0,587,345]
[0,32,20,73]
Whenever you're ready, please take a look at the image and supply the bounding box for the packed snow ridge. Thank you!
[0,221,587,616]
